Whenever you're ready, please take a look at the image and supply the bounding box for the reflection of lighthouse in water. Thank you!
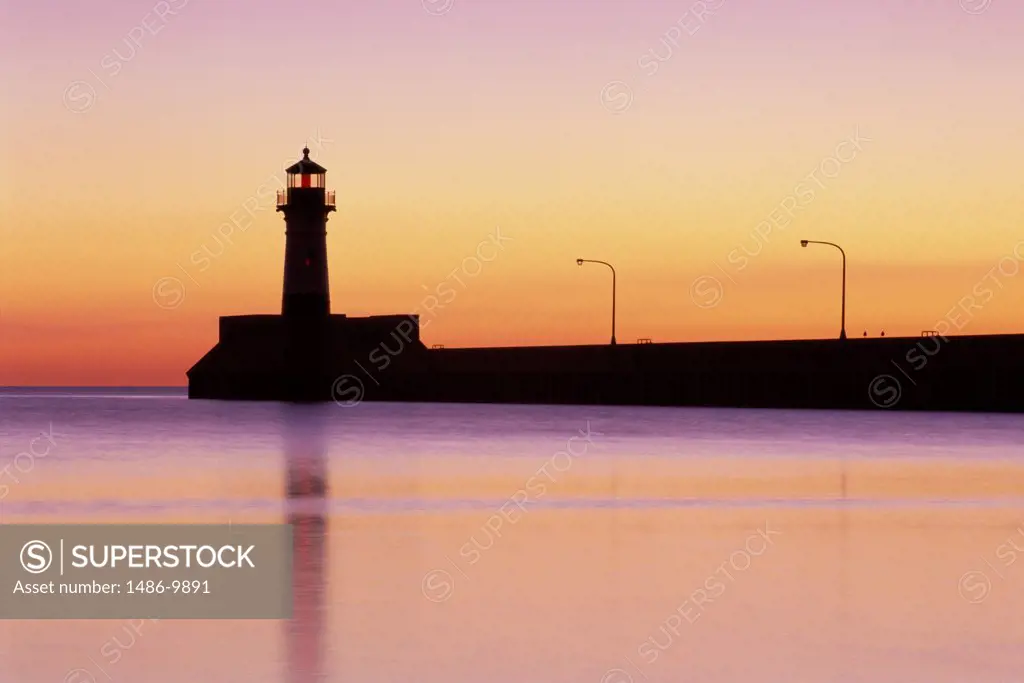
[284,406,330,683]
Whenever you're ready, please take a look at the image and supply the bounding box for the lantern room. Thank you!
[277,147,336,210]
[286,147,327,188]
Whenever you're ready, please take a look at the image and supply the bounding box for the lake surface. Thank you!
[1,388,1022,683]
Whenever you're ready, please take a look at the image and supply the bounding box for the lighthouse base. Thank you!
[187,314,427,402]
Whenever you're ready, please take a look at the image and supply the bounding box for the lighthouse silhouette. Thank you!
[277,147,336,318]
[188,147,427,401]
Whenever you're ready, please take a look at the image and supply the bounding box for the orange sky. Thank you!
[2,0,1024,385]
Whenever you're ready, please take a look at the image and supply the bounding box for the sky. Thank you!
[2,0,1024,385]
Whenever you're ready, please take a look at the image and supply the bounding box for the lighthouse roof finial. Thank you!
[286,146,327,175]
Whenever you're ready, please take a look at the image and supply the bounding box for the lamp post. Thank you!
[800,240,847,340]
[576,258,616,345]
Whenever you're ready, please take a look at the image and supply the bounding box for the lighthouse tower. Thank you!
[277,147,336,317]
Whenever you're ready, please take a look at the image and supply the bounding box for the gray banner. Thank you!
[0,525,292,619]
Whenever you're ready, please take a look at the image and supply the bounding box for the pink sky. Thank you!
[2,0,1023,384]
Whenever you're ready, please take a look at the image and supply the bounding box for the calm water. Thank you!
[1,388,1023,683]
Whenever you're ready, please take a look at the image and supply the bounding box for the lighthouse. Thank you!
[277,147,336,317]
[188,146,427,402]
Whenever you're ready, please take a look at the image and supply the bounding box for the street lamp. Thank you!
[576,258,616,345]
[800,240,847,340]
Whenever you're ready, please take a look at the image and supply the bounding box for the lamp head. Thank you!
[576,259,584,266]
[800,240,809,248]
